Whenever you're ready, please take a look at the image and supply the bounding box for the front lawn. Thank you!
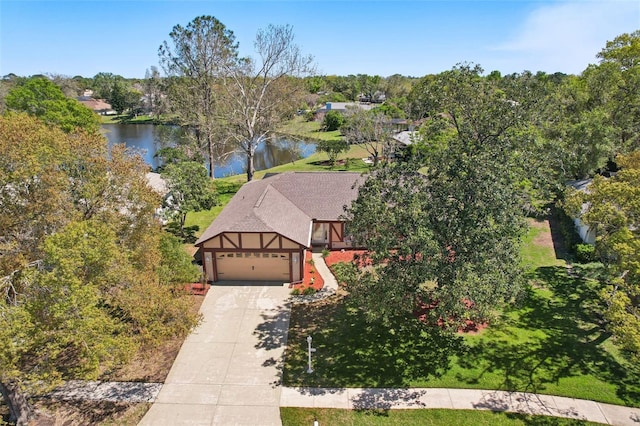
[281,408,604,426]
[283,219,640,407]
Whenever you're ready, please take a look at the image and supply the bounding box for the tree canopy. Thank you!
[0,114,199,424]
[565,151,640,360]
[161,160,218,237]
[345,64,529,326]
[4,77,100,133]
[159,15,240,178]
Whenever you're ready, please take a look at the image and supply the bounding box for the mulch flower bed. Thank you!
[325,249,487,334]
[290,250,324,291]
[183,283,210,296]
[324,249,367,268]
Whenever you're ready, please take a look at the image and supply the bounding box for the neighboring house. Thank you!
[145,172,169,224]
[315,102,375,114]
[195,172,363,283]
[77,96,116,115]
[567,179,596,244]
[392,130,418,148]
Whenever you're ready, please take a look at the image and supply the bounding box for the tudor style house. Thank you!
[195,172,363,283]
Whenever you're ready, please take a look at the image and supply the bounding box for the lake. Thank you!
[102,123,316,178]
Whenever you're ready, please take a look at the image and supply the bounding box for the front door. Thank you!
[311,223,329,246]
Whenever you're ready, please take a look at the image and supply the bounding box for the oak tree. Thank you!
[345,64,529,325]
[565,151,640,360]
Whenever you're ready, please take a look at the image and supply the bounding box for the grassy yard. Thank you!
[281,408,604,426]
[278,115,343,142]
[283,218,640,408]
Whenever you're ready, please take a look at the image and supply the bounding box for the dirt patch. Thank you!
[529,218,555,249]
[0,294,206,425]
[104,294,205,382]
[32,400,150,426]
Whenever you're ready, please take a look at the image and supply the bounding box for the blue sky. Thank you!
[1,0,638,78]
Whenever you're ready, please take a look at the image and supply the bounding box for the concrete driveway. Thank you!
[139,283,291,426]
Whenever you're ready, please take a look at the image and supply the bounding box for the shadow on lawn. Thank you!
[283,295,465,389]
[457,265,640,406]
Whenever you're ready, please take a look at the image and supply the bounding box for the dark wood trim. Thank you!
[210,248,302,254]
[222,233,239,249]
[264,234,278,249]
[259,233,264,249]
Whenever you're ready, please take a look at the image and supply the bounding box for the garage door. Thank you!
[215,252,290,281]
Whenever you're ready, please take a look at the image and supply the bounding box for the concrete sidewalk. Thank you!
[281,387,640,425]
[139,284,291,426]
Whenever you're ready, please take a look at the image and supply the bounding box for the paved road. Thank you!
[139,283,291,426]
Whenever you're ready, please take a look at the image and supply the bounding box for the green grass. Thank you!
[278,116,343,142]
[281,408,604,425]
[520,219,565,271]
[100,114,177,124]
[283,218,640,408]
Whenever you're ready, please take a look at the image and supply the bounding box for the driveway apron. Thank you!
[139,284,291,426]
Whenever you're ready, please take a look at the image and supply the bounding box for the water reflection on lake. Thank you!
[102,123,315,178]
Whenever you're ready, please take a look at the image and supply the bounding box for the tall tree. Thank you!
[345,64,530,325]
[4,77,100,133]
[0,114,199,423]
[143,65,166,116]
[220,24,314,181]
[341,109,393,166]
[161,161,217,236]
[159,15,240,178]
[565,151,640,360]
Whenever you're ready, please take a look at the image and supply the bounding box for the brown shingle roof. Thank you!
[195,172,363,247]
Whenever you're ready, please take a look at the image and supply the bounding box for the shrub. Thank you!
[317,139,349,167]
[321,248,330,258]
[322,110,345,131]
[291,288,300,296]
[304,110,315,122]
[575,243,596,263]
[331,261,359,286]
[302,286,317,295]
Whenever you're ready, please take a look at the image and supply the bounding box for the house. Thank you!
[77,96,115,115]
[567,179,596,244]
[195,172,363,283]
[392,130,418,148]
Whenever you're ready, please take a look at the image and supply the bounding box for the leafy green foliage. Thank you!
[158,232,200,284]
[346,64,532,326]
[574,243,596,263]
[322,110,345,131]
[4,77,100,133]
[161,161,218,236]
[316,139,349,167]
[0,114,199,422]
[566,151,640,360]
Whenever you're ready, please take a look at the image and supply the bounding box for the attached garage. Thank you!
[195,172,363,283]
[215,252,290,281]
